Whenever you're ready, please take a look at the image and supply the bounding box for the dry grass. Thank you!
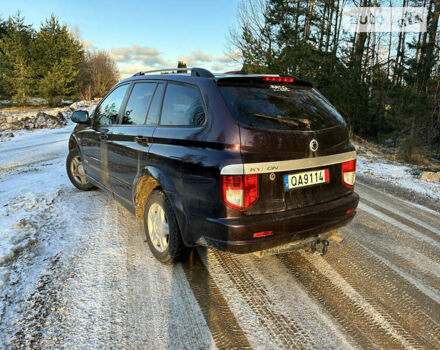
[0,106,49,112]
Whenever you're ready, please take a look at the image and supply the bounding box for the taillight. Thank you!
[262,76,294,83]
[341,159,356,188]
[222,174,259,210]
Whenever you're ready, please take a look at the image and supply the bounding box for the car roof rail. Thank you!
[132,67,214,78]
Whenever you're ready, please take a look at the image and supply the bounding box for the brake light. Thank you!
[262,76,294,83]
[222,174,259,210]
[341,159,356,188]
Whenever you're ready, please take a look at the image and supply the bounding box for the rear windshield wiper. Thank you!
[252,113,311,128]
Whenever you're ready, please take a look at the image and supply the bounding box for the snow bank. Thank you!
[0,110,69,132]
[0,100,96,134]
[356,145,440,200]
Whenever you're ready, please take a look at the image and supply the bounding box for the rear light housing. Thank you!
[262,76,294,83]
[341,159,356,188]
[222,174,259,210]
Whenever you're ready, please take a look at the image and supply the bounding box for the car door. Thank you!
[148,82,207,218]
[107,81,165,205]
[79,83,129,188]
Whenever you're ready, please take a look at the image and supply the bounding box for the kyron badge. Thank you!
[310,139,319,152]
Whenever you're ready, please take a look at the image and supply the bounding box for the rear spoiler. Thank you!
[216,75,314,88]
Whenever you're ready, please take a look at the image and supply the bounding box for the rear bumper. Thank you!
[195,192,359,254]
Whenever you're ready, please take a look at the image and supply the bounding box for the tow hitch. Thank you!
[308,238,330,256]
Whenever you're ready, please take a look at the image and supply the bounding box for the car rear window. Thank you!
[218,85,346,131]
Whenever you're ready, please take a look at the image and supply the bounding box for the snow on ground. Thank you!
[355,146,440,200]
[0,125,73,324]
[0,119,216,349]
[0,104,96,344]
[0,112,438,348]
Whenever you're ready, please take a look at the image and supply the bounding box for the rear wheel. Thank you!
[144,190,190,263]
[66,148,95,191]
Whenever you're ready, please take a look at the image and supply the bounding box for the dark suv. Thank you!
[67,67,358,263]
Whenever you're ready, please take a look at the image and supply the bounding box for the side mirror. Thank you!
[71,110,90,124]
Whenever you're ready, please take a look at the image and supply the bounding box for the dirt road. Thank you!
[0,125,439,349]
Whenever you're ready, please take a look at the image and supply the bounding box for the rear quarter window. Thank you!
[218,85,346,131]
[160,83,205,127]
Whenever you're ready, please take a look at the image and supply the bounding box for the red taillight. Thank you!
[341,159,356,188]
[346,208,355,214]
[253,231,273,238]
[262,76,294,83]
[222,174,259,210]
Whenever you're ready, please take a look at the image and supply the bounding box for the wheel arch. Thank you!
[133,166,191,246]
[69,135,80,151]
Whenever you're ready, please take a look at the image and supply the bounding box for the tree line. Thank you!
[0,13,119,105]
[230,0,440,158]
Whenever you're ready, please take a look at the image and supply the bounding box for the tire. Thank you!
[144,190,190,263]
[66,148,96,191]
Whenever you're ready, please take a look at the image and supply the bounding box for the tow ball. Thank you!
[309,238,330,256]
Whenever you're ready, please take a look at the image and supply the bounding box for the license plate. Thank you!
[284,169,329,190]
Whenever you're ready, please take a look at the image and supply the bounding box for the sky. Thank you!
[0,0,243,78]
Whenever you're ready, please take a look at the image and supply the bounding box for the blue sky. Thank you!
[0,0,242,77]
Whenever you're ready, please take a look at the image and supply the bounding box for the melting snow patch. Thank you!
[357,155,440,200]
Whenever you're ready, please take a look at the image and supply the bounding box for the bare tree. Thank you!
[78,50,119,100]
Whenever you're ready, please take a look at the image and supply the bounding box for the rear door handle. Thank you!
[135,136,149,146]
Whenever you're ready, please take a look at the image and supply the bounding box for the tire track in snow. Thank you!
[358,203,440,249]
[356,181,440,218]
[352,211,440,265]
[357,232,440,293]
[323,238,440,348]
[182,251,252,350]
[279,252,423,350]
[361,197,440,239]
[211,251,319,350]
[359,242,440,305]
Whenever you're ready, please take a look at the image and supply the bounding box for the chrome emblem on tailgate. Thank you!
[310,139,319,152]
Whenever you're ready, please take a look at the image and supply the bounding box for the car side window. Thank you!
[146,83,165,126]
[160,83,205,127]
[122,82,157,125]
[94,84,129,126]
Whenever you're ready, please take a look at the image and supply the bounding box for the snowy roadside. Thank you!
[0,104,97,346]
[354,143,440,202]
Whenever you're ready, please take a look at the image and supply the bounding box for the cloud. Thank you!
[177,50,241,72]
[110,45,242,78]
[217,50,242,63]
[210,63,227,72]
[110,45,167,66]
[81,39,96,50]
[192,51,213,62]
[118,64,156,80]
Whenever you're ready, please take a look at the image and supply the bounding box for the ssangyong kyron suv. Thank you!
[66,67,359,263]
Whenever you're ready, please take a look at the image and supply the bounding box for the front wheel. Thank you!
[66,148,95,191]
[144,190,190,263]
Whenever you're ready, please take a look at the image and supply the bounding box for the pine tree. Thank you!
[33,14,83,105]
[0,15,7,96]
[0,12,35,104]
[177,61,187,73]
